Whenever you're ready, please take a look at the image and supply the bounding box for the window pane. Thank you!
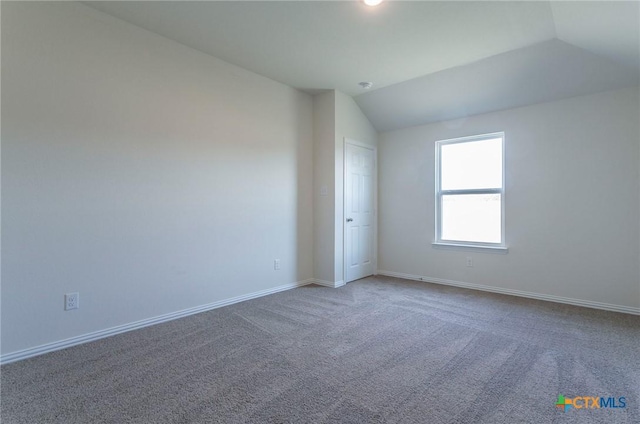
[441,138,502,190]
[441,194,501,243]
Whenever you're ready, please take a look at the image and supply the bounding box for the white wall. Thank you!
[379,87,640,311]
[1,2,314,356]
[312,91,336,283]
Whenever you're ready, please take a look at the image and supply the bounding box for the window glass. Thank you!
[441,137,502,190]
[436,133,505,247]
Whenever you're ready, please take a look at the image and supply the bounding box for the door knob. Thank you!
[346,218,353,222]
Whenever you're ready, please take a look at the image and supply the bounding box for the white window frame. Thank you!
[433,132,507,252]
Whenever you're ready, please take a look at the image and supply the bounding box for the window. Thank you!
[434,132,506,250]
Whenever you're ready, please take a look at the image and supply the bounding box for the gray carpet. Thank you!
[1,276,639,423]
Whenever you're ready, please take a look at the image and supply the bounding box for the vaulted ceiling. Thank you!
[86,1,639,132]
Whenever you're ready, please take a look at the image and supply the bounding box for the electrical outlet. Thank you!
[65,292,79,311]
[274,259,281,270]
[466,257,473,267]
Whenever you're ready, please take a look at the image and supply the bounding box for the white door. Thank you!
[345,142,375,283]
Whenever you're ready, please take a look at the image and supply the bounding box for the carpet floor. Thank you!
[1,276,639,423]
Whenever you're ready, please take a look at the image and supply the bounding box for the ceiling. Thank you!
[85,1,640,132]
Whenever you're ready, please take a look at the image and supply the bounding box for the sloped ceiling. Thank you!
[551,1,639,71]
[85,1,639,132]
[356,39,639,132]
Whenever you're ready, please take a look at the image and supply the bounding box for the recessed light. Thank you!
[359,82,373,89]
[363,0,383,6]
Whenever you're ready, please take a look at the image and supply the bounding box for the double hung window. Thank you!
[434,132,506,250]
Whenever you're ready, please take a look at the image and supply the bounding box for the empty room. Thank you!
[1,1,639,423]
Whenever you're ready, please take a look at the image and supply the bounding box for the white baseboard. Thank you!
[376,270,640,316]
[0,279,314,365]
[312,279,346,288]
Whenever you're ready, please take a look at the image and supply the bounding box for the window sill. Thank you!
[432,242,509,253]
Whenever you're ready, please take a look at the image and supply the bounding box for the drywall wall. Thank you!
[378,87,640,311]
[1,2,314,356]
[312,91,336,284]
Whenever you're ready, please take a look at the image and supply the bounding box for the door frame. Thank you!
[343,138,378,283]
